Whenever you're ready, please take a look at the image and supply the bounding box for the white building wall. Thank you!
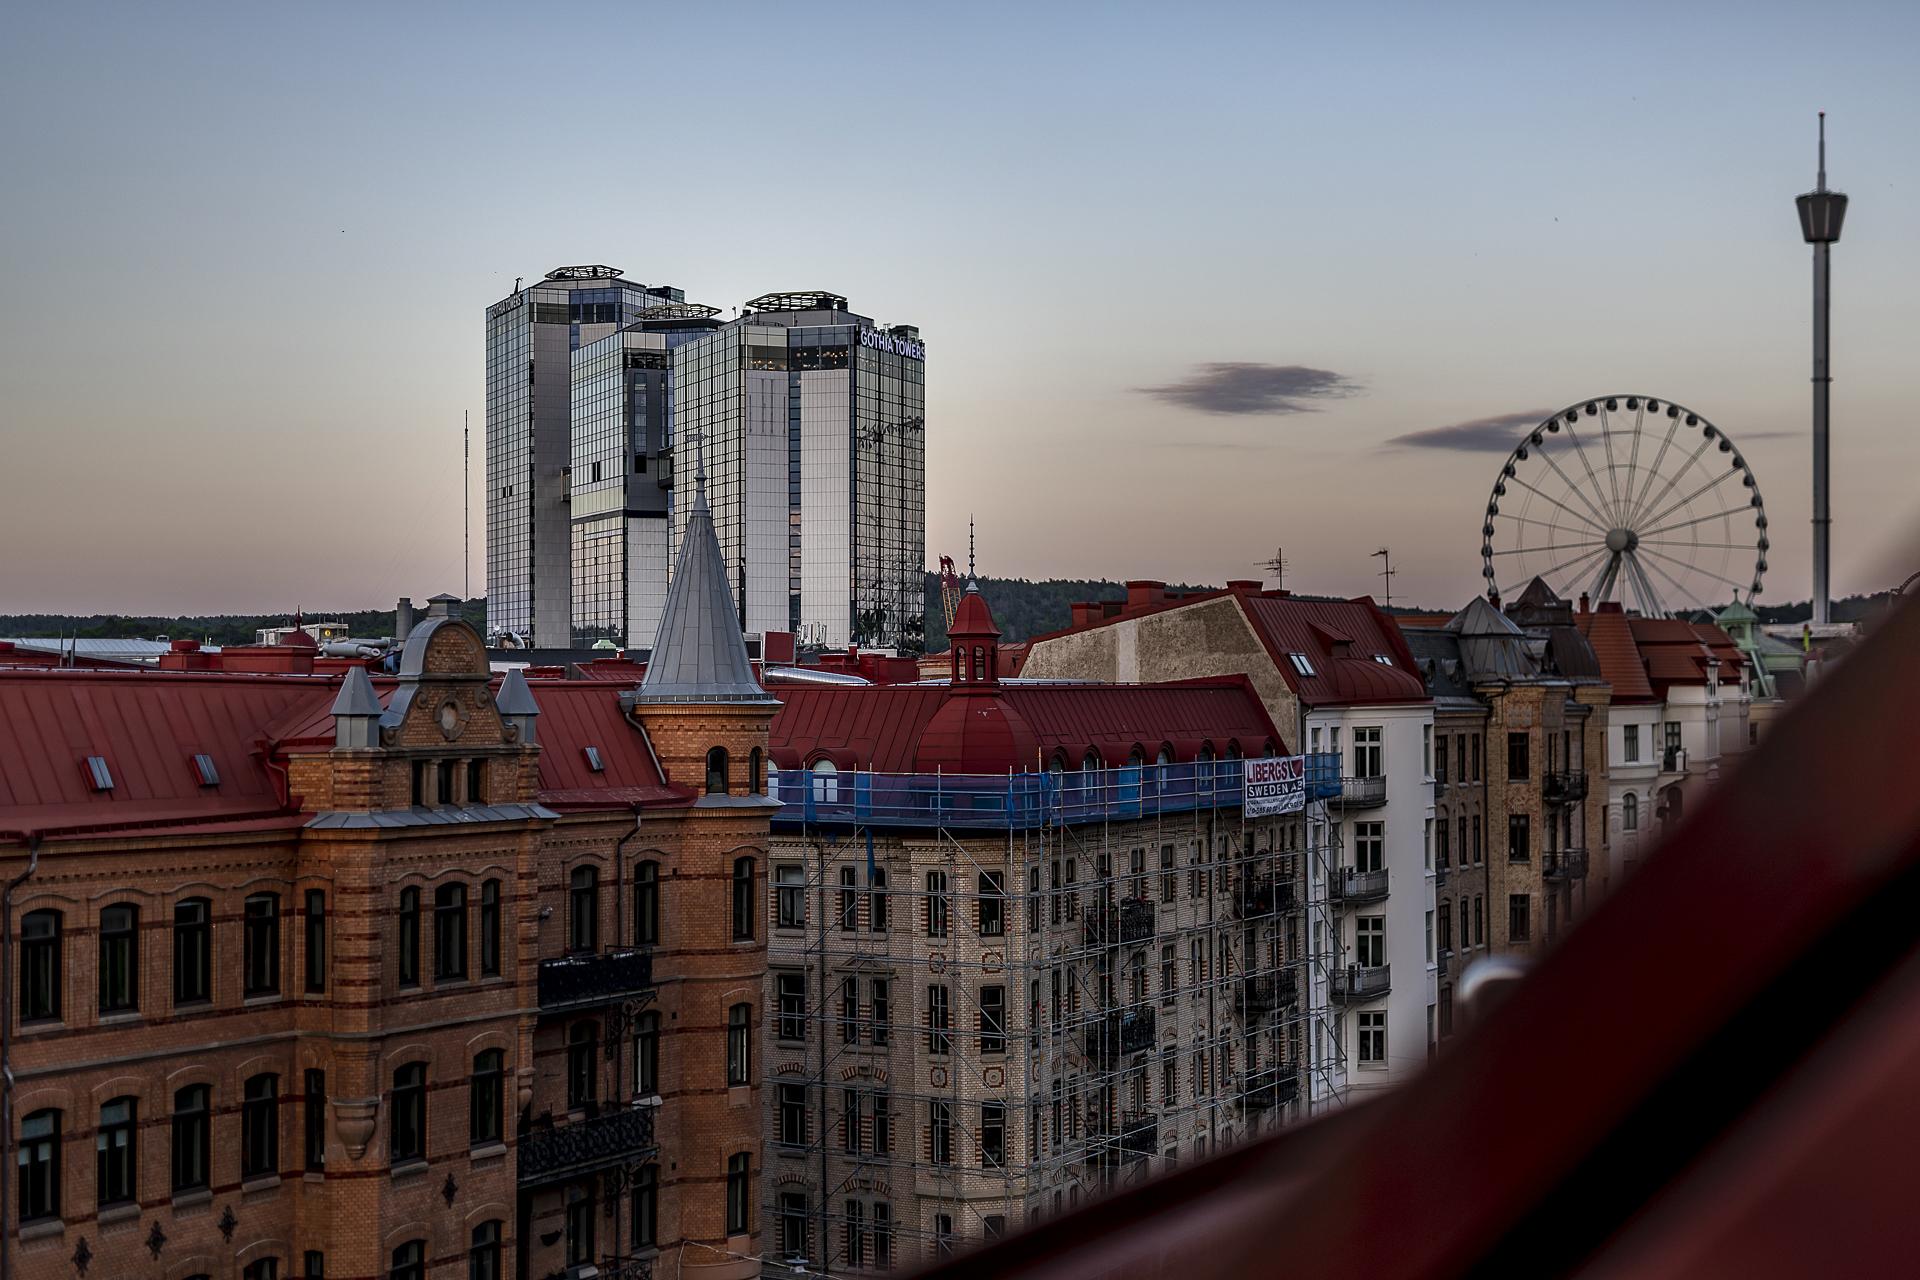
[743,372,791,637]
[1604,704,1662,878]
[799,370,852,648]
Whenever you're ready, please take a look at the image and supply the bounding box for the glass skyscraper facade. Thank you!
[484,266,684,646]
[668,293,926,651]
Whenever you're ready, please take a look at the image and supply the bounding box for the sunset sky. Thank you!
[4,1,1919,615]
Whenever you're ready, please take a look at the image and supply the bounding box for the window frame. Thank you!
[98,903,139,1014]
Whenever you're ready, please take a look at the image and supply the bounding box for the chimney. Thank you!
[1226,579,1261,594]
[425,593,460,621]
[1578,592,1590,617]
[1069,602,1096,628]
[1125,580,1167,611]
[395,597,416,644]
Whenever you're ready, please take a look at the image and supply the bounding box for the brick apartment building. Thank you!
[0,472,770,1279]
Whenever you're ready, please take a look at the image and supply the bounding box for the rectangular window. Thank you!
[1356,916,1385,967]
[98,904,138,1014]
[1354,727,1383,778]
[778,1192,809,1260]
[434,884,468,981]
[840,976,861,1044]
[868,866,888,932]
[96,1096,137,1206]
[173,899,210,1006]
[842,1088,861,1154]
[727,1004,752,1085]
[304,890,326,994]
[978,871,1005,937]
[776,865,805,929]
[727,1153,751,1235]
[1358,1011,1386,1065]
[1507,732,1530,780]
[929,1101,953,1166]
[1475,895,1486,946]
[1435,731,1448,784]
[1624,723,1641,763]
[778,1083,807,1147]
[1161,945,1176,1004]
[242,1073,279,1179]
[479,880,501,977]
[874,1091,893,1155]
[926,871,950,938]
[1472,734,1482,781]
[871,978,891,1047]
[1509,813,1532,862]
[982,1101,1006,1167]
[845,1200,866,1269]
[1354,821,1384,873]
[1510,894,1532,942]
[776,974,805,1042]
[19,1109,59,1221]
[979,984,1006,1054]
[172,1086,210,1192]
[1436,820,1451,869]
[244,893,280,997]
[1422,725,1432,778]
[839,866,858,932]
[304,1069,326,1171]
[875,1202,894,1270]
[927,984,951,1055]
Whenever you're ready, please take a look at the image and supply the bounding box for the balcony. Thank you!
[1436,947,1452,979]
[1329,775,1387,809]
[1241,974,1299,1014]
[1234,875,1298,918]
[519,1104,658,1187]
[1085,897,1156,946]
[1662,747,1688,775]
[1085,1114,1158,1167]
[1330,964,1391,1004]
[1329,867,1390,905]
[1544,848,1590,881]
[1085,1008,1157,1065]
[1238,1065,1301,1114]
[1543,770,1591,806]
[1435,860,1450,888]
[537,948,655,1013]
[1305,752,1343,801]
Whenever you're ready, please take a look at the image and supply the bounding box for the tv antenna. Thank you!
[1261,546,1289,592]
[1372,547,1395,608]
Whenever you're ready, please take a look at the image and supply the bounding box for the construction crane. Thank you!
[938,555,964,630]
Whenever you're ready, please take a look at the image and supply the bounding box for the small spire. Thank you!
[968,515,976,579]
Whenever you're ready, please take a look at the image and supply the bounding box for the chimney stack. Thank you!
[395,597,415,645]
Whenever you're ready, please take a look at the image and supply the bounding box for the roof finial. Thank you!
[687,428,708,500]
[968,515,976,579]
[1817,110,1827,193]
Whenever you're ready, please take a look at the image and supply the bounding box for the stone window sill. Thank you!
[469,1141,507,1163]
[18,1218,65,1242]
[241,1174,281,1196]
[390,1158,429,1181]
[97,1202,141,1227]
[171,1189,213,1211]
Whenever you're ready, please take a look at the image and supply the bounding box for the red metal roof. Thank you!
[768,677,1287,774]
[0,670,329,838]
[1576,603,1659,704]
[521,682,681,807]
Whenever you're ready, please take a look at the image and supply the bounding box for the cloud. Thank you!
[1384,410,1561,451]
[1136,363,1360,416]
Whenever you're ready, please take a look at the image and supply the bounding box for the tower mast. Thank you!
[1797,112,1848,625]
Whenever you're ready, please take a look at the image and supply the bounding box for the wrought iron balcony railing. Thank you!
[1085,1008,1157,1065]
[1330,964,1392,1004]
[1329,867,1390,905]
[519,1104,658,1187]
[1543,770,1591,805]
[1238,1065,1301,1113]
[1234,875,1298,918]
[1085,1114,1158,1166]
[537,947,655,1012]
[1330,775,1387,809]
[1085,897,1156,946]
[1544,848,1590,881]
[1240,973,1299,1014]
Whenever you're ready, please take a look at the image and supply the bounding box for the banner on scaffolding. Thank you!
[1243,755,1306,817]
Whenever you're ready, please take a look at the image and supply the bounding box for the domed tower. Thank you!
[626,452,777,1278]
[917,583,1039,774]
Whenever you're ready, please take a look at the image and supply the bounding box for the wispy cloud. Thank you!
[1137,363,1361,416]
[1384,409,1559,451]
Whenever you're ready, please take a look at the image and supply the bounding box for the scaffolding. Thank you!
[759,756,1345,1275]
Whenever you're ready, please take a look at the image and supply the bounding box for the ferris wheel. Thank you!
[1481,396,1769,617]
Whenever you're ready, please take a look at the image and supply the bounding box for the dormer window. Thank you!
[1288,653,1316,677]
[191,754,220,787]
[84,756,114,792]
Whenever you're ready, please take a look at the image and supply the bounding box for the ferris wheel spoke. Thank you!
[1637,466,1747,537]
[1489,539,1607,557]
[1640,539,1756,553]
[1634,549,1717,618]
[1597,407,1632,527]
[1637,544,1750,596]
[1504,474,1611,534]
[1624,552,1668,618]
[1506,543,1613,598]
[1560,415,1624,526]
[1625,411,1686,527]
[1529,447,1617,533]
[1591,553,1625,604]
[1502,511,1601,540]
[1621,409,1648,527]
[1638,506,1758,540]
[1627,434,1715,531]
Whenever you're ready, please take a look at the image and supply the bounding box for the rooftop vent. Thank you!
[192,754,220,787]
[84,756,114,792]
[583,746,605,773]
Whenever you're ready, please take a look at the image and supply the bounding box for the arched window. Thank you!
[470,1221,503,1280]
[470,1049,504,1147]
[567,1022,598,1110]
[243,892,280,997]
[434,883,468,980]
[242,1073,279,1178]
[97,1095,138,1206]
[99,903,138,1013]
[749,747,764,795]
[391,1239,425,1280]
[18,1108,59,1221]
[634,861,660,946]
[479,879,502,976]
[396,887,420,987]
[972,645,987,682]
[726,1002,752,1085]
[811,758,839,803]
[1623,792,1639,832]
[731,856,756,942]
[173,897,211,1006]
[1082,750,1100,772]
[19,908,61,1021]
[706,746,731,795]
[391,1062,427,1164]
[172,1084,211,1192]
[570,866,599,953]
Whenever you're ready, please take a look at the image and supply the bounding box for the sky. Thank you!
[3,0,1919,615]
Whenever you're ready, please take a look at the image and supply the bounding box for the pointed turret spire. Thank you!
[637,439,774,704]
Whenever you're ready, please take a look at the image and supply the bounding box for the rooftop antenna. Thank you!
[1372,547,1395,608]
[463,411,471,601]
[1796,110,1848,626]
[1262,546,1289,592]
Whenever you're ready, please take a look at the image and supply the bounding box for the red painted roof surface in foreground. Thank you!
[917,593,1920,1280]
